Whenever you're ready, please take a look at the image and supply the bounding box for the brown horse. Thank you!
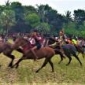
[0,41,15,67]
[75,45,85,58]
[12,37,55,72]
[47,37,65,64]
[47,37,82,66]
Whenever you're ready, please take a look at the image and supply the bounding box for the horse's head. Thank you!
[12,37,29,49]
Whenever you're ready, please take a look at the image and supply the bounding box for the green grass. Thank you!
[0,50,85,85]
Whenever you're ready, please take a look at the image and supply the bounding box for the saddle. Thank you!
[21,43,33,53]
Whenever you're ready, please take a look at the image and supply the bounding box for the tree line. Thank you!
[0,1,85,37]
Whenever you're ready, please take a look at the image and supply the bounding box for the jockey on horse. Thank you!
[23,30,42,61]
[30,30,42,60]
[57,29,67,55]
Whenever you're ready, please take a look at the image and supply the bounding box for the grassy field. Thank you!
[0,50,85,85]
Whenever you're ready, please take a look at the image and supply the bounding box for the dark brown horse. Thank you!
[46,37,65,64]
[47,37,82,66]
[75,45,85,58]
[12,37,56,72]
[61,44,82,66]
[0,41,15,67]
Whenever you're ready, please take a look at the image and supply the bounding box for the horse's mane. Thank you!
[16,36,31,45]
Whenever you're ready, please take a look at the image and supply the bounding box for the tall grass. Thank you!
[0,50,85,85]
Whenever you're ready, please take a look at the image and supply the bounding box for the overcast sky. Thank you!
[0,0,85,15]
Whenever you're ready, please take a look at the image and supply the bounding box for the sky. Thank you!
[0,0,85,15]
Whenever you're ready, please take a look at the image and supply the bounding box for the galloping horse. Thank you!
[0,41,15,67]
[62,44,82,66]
[75,45,85,58]
[47,37,65,64]
[12,37,56,72]
[47,37,82,66]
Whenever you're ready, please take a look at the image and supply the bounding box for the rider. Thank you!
[58,29,67,45]
[29,30,42,61]
[58,29,67,56]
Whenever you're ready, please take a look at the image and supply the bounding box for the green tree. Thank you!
[0,6,4,14]
[24,6,37,16]
[65,11,72,23]
[35,22,50,34]
[74,9,85,29]
[25,13,40,29]
[64,21,78,36]
[38,5,65,32]
[11,2,24,22]
[0,9,16,34]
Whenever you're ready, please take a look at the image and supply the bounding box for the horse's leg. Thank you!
[66,57,72,66]
[58,52,65,64]
[65,54,72,66]
[81,50,85,58]
[73,52,82,66]
[62,47,72,66]
[13,57,23,68]
[48,59,54,72]
[55,49,65,64]
[36,58,49,73]
[77,46,84,58]
[81,51,84,58]
[77,52,80,56]
[83,48,85,58]
[82,53,85,58]
[5,53,15,68]
[16,48,24,53]
[58,56,64,64]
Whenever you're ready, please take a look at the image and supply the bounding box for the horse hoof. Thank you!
[15,65,19,69]
[36,70,39,73]
[11,66,14,68]
[52,70,54,72]
[80,64,82,66]
[66,64,69,66]
[9,66,13,68]
[8,65,13,68]
[15,67,18,69]
[58,62,61,64]
[13,65,18,68]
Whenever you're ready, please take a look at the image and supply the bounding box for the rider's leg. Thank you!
[31,46,38,60]
[60,44,65,57]
[49,42,57,48]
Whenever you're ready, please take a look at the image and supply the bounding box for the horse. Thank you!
[61,44,82,66]
[12,37,56,72]
[47,37,82,66]
[67,38,85,58]
[75,45,85,58]
[46,37,65,64]
[14,36,65,64]
[0,41,15,68]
